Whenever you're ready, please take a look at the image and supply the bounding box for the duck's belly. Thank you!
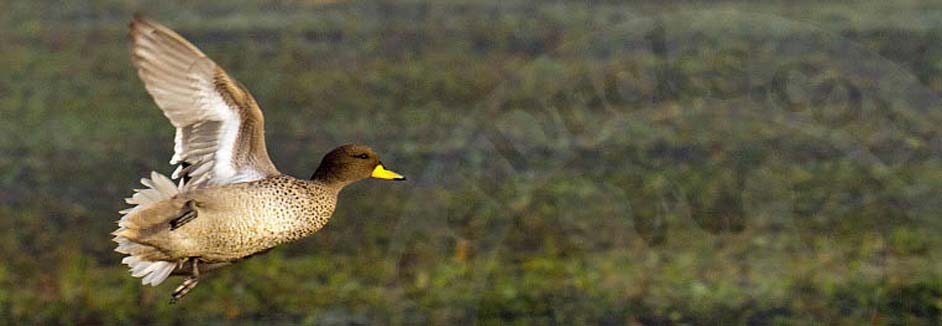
[169,178,336,262]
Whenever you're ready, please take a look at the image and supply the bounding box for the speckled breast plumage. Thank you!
[166,175,339,262]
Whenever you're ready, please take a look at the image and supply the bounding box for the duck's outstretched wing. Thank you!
[129,15,279,190]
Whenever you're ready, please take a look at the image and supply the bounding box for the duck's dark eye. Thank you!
[353,154,369,160]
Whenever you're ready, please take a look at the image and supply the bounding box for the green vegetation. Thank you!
[2,0,942,324]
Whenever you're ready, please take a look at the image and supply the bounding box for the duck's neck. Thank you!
[311,170,347,189]
[309,173,352,193]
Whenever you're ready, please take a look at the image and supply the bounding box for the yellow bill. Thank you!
[371,164,406,180]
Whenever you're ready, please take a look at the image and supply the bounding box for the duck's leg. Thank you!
[169,201,198,231]
[170,258,200,304]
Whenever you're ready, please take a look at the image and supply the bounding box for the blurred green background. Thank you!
[3,0,942,324]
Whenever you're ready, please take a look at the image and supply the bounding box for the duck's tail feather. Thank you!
[113,171,180,286]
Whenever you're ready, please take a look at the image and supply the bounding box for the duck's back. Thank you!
[127,175,339,262]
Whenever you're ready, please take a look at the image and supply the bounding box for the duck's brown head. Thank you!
[311,144,405,187]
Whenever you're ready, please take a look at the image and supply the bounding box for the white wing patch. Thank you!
[165,66,245,188]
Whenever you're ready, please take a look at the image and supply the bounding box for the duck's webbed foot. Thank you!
[169,258,200,304]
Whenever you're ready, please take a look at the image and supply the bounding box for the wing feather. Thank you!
[129,15,279,190]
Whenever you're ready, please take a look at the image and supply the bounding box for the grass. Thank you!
[1,0,942,324]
